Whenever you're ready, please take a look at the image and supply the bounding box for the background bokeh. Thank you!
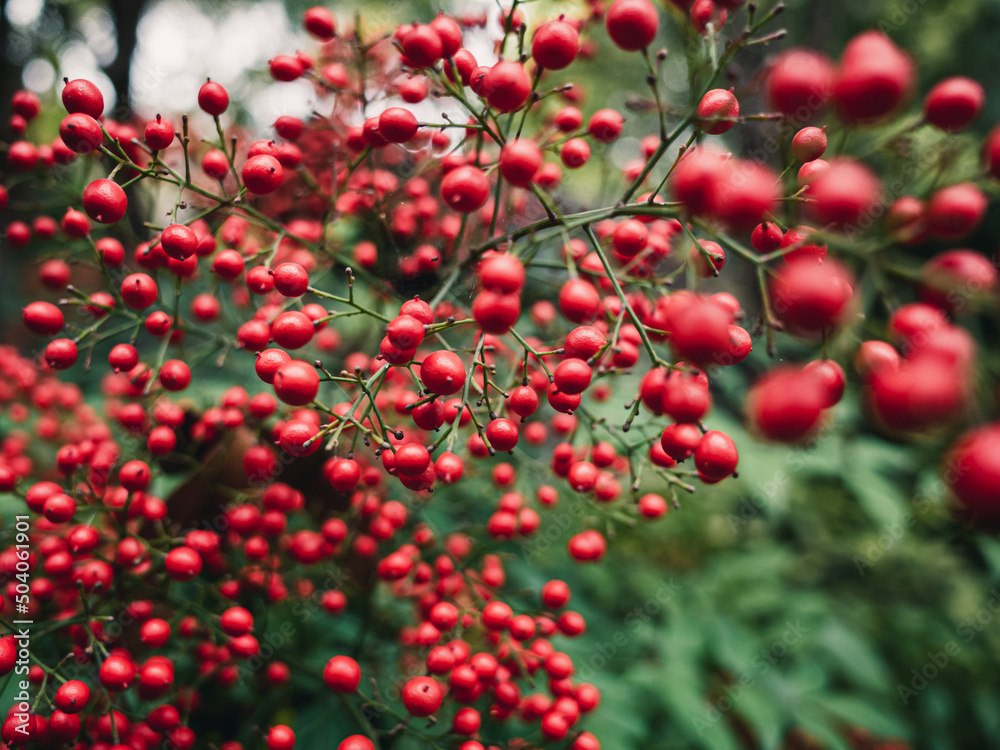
[4,0,1000,748]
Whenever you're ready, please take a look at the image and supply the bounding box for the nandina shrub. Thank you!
[0,1,999,749]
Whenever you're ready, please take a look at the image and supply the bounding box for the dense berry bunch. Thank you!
[0,0,998,748]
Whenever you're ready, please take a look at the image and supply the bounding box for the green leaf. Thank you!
[843,444,911,529]
[735,687,787,750]
[816,620,891,691]
[658,668,740,750]
[806,692,910,739]
[976,537,1000,581]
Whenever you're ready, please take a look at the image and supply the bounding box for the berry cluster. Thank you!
[1,0,998,748]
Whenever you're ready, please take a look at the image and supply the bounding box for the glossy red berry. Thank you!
[791,126,827,162]
[605,0,659,51]
[44,339,78,370]
[483,61,531,112]
[925,182,987,240]
[694,430,738,480]
[121,273,159,309]
[62,78,104,118]
[561,138,591,168]
[696,89,739,134]
[242,155,284,194]
[159,360,192,391]
[59,113,104,153]
[486,418,519,451]
[272,262,310,297]
[441,165,490,212]
[164,546,202,581]
[304,7,336,38]
[402,676,443,717]
[145,114,175,150]
[421,350,467,395]
[23,301,64,335]
[500,140,543,188]
[402,25,443,67]
[394,443,432,476]
[99,654,136,691]
[532,19,579,70]
[378,107,419,143]
[54,680,90,714]
[273,360,320,406]
[198,80,230,116]
[267,726,296,750]
[82,179,127,224]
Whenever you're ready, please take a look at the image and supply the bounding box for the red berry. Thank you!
[62,78,104,118]
[270,54,306,82]
[99,654,135,691]
[946,424,1000,528]
[553,358,592,395]
[213,249,246,279]
[766,49,833,117]
[696,89,738,134]
[806,158,881,228]
[561,137,591,168]
[59,113,103,153]
[378,107,419,143]
[267,726,296,750]
[23,301,64,335]
[402,676,443,717]
[160,223,198,260]
[486,418,519,451]
[746,367,828,442]
[54,680,90,714]
[541,579,571,608]
[243,155,284,194]
[145,114,175,150]
[500,140,543,188]
[612,219,648,257]
[483,61,531,112]
[791,126,827,162]
[833,31,914,122]
[605,0,659,51]
[159,360,192,391]
[559,279,601,323]
[272,262,310,297]
[472,291,520,334]
[164,546,202,581]
[532,19,580,70]
[660,422,702,461]
[394,443,432,477]
[387,315,426,351]
[771,258,854,334]
[441,165,490,212]
[694,430,738,480]
[121,273,159,309]
[402,25,443,67]
[44,339,78,370]
[82,179,127,224]
[273,361,320,406]
[925,182,987,240]
[198,80,230,116]
[304,7,336,38]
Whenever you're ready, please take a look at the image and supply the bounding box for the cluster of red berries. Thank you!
[2,0,999,747]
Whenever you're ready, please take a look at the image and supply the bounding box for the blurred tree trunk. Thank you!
[104,0,147,117]
[0,0,23,111]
